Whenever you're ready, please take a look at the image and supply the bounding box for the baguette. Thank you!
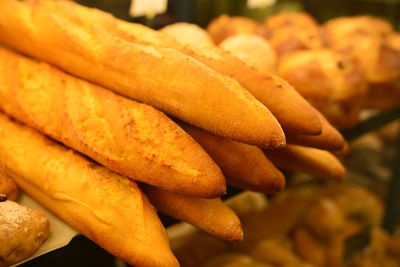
[180,123,285,194]
[0,112,179,267]
[27,0,321,136]
[0,0,285,148]
[142,185,243,242]
[286,111,345,151]
[0,46,225,198]
[264,145,346,179]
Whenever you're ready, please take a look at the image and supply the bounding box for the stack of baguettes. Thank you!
[0,0,346,266]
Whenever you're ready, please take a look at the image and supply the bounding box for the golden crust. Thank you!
[0,112,179,267]
[264,145,346,179]
[287,111,345,151]
[0,0,280,147]
[143,185,243,242]
[31,0,324,138]
[181,123,285,194]
[0,46,226,198]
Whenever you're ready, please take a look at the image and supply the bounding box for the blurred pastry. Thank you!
[0,200,50,267]
[206,15,267,44]
[293,227,326,266]
[322,16,400,83]
[278,49,367,128]
[263,12,323,58]
[220,33,277,73]
[364,81,400,111]
[203,253,274,267]
[161,22,215,48]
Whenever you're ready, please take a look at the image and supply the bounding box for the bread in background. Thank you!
[206,15,267,44]
[0,200,50,267]
[220,34,277,73]
[278,49,367,128]
[322,15,400,84]
[161,22,215,48]
[263,12,323,58]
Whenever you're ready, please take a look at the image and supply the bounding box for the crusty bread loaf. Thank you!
[180,123,285,194]
[264,145,346,179]
[142,185,243,241]
[286,111,345,151]
[160,24,322,135]
[0,112,179,267]
[29,0,321,137]
[0,0,284,148]
[0,46,226,198]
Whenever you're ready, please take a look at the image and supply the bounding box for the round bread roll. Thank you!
[278,49,367,128]
[322,16,400,83]
[0,200,50,267]
[206,15,267,45]
[263,12,323,58]
[161,22,215,48]
[0,165,19,201]
[264,12,319,32]
[322,16,394,45]
[220,34,277,73]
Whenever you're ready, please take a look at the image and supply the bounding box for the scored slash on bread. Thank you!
[0,46,226,198]
[0,0,285,148]
[142,185,243,242]
[0,112,179,267]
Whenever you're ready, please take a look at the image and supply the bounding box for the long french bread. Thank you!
[0,0,285,148]
[142,185,243,242]
[28,0,320,136]
[0,46,225,198]
[0,112,179,267]
[180,123,286,194]
[286,111,345,151]
[264,145,346,179]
